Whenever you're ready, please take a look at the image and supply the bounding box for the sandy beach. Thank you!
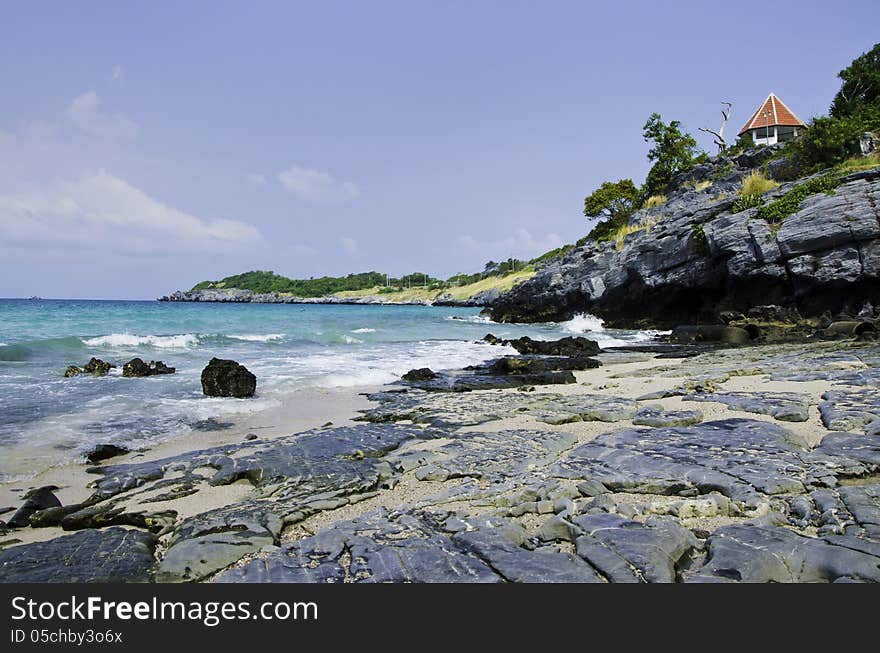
[0,386,377,546]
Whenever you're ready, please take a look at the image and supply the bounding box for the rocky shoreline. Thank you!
[2,331,880,583]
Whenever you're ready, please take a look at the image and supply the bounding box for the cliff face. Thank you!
[489,167,880,327]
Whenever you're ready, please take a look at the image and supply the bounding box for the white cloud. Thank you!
[244,172,268,188]
[65,91,139,141]
[458,228,563,260]
[111,65,125,82]
[278,165,359,203]
[0,170,262,253]
[0,91,262,256]
[340,237,359,255]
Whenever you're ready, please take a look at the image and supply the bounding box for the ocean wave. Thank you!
[446,314,495,324]
[0,336,85,361]
[351,328,376,333]
[340,335,364,344]
[559,313,666,347]
[294,339,517,389]
[227,333,285,342]
[82,333,200,348]
[561,313,606,334]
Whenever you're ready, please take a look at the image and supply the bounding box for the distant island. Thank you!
[159,260,545,307]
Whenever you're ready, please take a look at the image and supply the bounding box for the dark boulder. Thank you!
[504,335,601,357]
[122,358,176,377]
[28,505,83,528]
[60,505,176,533]
[82,357,114,376]
[149,360,175,375]
[64,357,114,377]
[491,357,549,375]
[671,325,759,345]
[85,444,129,464]
[402,368,437,382]
[482,333,601,356]
[7,486,62,528]
[201,357,257,398]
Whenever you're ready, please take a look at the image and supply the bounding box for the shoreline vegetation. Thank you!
[159,266,536,307]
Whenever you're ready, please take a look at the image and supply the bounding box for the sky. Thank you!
[0,1,877,299]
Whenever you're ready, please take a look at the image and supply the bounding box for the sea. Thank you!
[0,299,662,482]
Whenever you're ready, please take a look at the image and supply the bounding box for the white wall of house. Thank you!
[749,126,800,146]
[750,126,778,145]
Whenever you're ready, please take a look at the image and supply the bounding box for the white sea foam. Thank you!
[559,313,666,347]
[340,335,363,344]
[82,333,200,348]
[351,328,376,333]
[561,313,606,334]
[446,314,495,324]
[227,333,285,342]
[287,339,516,388]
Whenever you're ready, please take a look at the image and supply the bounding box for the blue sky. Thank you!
[0,1,876,298]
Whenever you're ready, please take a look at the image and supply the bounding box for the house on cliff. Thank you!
[738,93,807,146]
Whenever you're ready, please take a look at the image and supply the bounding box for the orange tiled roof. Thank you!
[738,93,807,136]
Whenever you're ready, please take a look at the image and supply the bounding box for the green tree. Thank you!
[583,179,641,241]
[830,43,880,119]
[788,43,880,172]
[641,113,700,198]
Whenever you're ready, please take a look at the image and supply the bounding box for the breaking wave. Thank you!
[82,333,200,348]
[227,333,285,342]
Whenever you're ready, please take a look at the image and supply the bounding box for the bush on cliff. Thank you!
[755,173,841,225]
[583,179,641,242]
[641,113,703,198]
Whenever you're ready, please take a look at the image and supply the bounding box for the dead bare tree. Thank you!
[699,101,733,153]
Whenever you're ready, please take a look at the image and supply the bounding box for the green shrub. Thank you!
[755,173,841,224]
[588,214,630,242]
[530,244,574,267]
[710,161,737,181]
[732,193,764,213]
[691,224,710,256]
[727,134,758,155]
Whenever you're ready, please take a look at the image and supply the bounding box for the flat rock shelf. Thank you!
[2,339,880,583]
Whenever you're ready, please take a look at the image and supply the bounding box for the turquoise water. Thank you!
[0,299,658,481]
